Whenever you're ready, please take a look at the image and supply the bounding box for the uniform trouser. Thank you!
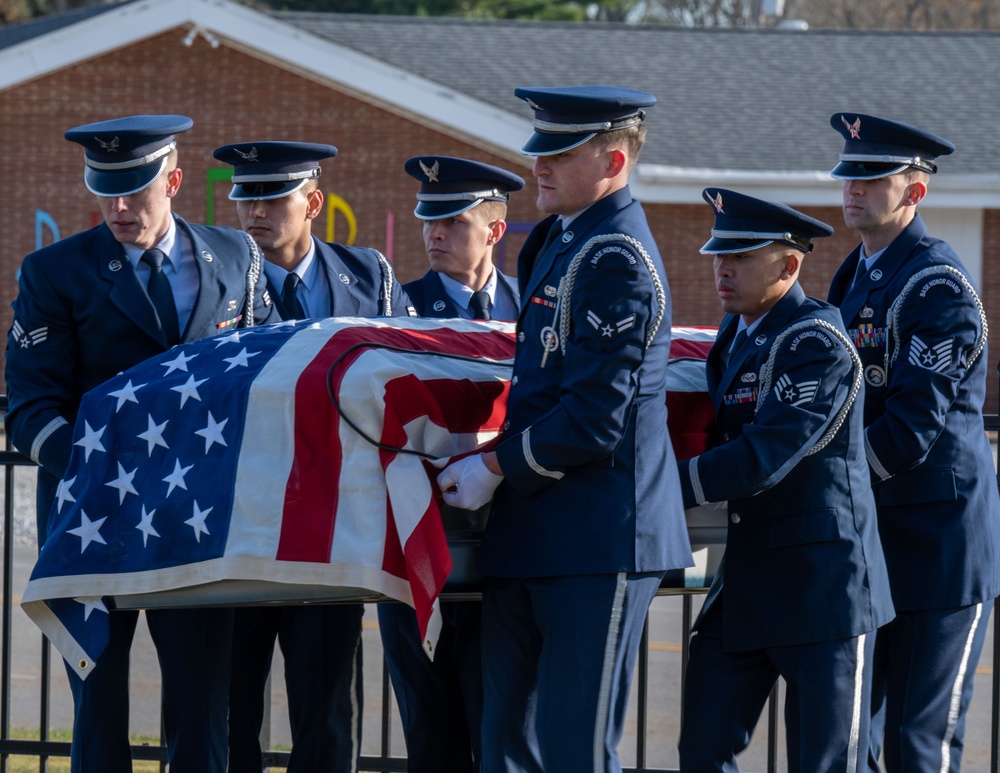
[68,607,233,773]
[481,571,663,773]
[378,600,483,772]
[678,597,875,773]
[227,604,364,773]
[868,603,991,773]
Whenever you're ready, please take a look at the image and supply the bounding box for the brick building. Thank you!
[1,0,999,406]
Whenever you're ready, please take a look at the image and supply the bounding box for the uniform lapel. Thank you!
[181,217,229,341]
[836,215,926,325]
[520,189,631,319]
[98,225,168,347]
[712,284,806,415]
[425,272,461,317]
[316,240,364,317]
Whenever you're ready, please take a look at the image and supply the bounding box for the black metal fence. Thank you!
[2,406,998,772]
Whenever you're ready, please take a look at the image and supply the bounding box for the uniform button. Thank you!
[503,419,510,430]
[512,375,518,386]
[730,512,741,524]
[518,332,525,342]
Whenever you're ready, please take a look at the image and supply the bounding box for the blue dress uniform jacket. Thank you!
[403,269,519,318]
[828,214,1000,612]
[678,284,894,652]
[266,238,410,319]
[6,215,278,539]
[479,186,691,577]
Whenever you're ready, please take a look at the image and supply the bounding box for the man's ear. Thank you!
[165,168,183,198]
[605,149,627,180]
[780,252,801,280]
[904,179,927,207]
[487,219,507,245]
[305,188,325,220]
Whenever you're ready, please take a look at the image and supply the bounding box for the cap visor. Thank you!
[84,164,162,197]
[521,131,596,157]
[228,179,307,201]
[699,237,774,255]
[829,161,909,180]
[413,200,482,220]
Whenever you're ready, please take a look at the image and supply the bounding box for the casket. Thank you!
[22,318,723,676]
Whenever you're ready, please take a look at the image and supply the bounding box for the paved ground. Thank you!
[3,462,998,771]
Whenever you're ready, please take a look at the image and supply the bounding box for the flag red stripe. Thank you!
[277,324,515,562]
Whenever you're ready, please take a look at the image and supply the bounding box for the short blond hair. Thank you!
[470,199,508,224]
[590,124,647,174]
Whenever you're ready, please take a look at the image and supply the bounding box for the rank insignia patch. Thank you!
[586,311,636,338]
[909,335,953,372]
[774,374,820,406]
[11,320,47,348]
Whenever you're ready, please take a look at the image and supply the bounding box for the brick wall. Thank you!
[2,28,997,412]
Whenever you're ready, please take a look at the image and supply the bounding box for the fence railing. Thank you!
[2,404,998,772]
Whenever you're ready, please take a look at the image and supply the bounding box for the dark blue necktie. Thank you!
[469,290,491,320]
[724,329,748,369]
[851,259,868,291]
[283,273,305,320]
[141,249,180,345]
[539,218,563,255]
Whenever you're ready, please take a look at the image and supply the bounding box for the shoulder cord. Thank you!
[556,233,666,355]
[886,264,987,371]
[756,318,863,457]
[240,231,262,328]
[373,249,395,317]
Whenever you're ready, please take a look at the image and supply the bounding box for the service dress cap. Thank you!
[65,115,193,197]
[829,113,954,180]
[700,188,833,255]
[212,141,338,200]
[404,156,525,220]
[514,85,655,156]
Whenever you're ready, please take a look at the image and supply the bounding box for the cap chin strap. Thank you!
[416,189,508,203]
[532,110,645,135]
[710,229,812,253]
[85,141,177,170]
[839,153,937,174]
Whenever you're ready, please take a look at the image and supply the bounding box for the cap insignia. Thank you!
[419,160,440,182]
[97,136,120,153]
[234,147,259,162]
[711,192,724,214]
[841,115,862,140]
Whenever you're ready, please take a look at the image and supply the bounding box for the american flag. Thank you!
[21,316,515,678]
[21,319,716,679]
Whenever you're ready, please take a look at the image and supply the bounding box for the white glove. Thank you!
[437,455,504,511]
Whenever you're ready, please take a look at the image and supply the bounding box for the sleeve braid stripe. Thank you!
[757,318,863,457]
[556,233,666,355]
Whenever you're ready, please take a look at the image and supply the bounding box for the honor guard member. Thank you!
[826,114,1000,773]
[4,115,277,773]
[436,86,692,773]
[378,156,523,773]
[676,189,894,773]
[213,140,412,773]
